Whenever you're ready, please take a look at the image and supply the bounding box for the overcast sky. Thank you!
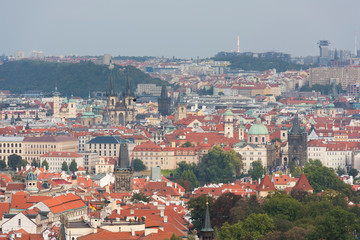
[1,0,359,58]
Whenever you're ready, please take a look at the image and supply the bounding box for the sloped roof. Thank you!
[292,174,313,191]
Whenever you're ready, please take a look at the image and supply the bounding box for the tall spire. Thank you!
[290,114,301,134]
[117,142,130,169]
[125,66,132,96]
[108,64,116,96]
[201,199,214,233]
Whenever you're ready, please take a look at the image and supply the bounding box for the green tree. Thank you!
[248,160,265,180]
[242,213,275,239]
[61,161,68,171]
[31,159,38,168]
[188,195,214,232]
[131,192,150,203]
[211,192,242,228]
[69,159,78,172]
[181,141,193,147]
[304,160,352,196]
[230,195,264,223]
[133,158,146,171]
[41,160,49,170]
[174,161,197,180]
[349,168,359,178]
[263,192,302,221]
[0,159,6,170]
[8,154,26,170]
[196,147,242,184]
[309,207,359,240]
[218,221,243,240]
[180,169,199,190]
[336,166,345,176]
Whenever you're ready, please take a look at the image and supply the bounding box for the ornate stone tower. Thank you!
[25,170,38,192]
[53,86,60,117]
[123,67,136,124]
[224,109,234,138]
[113,142,133,192]
[280,121,288,142]
[200,200,214,240]
[174,92,187,122]
[106,66,135,126]
[158,85,171,116]
[327,96,336,117]
[239,119,245,141]
[288,114,308,166]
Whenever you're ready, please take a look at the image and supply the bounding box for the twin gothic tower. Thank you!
[106,66,136,126]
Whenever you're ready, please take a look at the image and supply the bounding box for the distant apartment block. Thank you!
[136,84,169,96]
[309,67,360,90]
[14,51,25,60]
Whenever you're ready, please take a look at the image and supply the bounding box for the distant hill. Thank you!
[0,60,166,97]
[213,53,312,72]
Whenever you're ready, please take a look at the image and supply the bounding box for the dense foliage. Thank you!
[213,54,309,72]
[131,192,150,203]
[69,159,78,172]
[189,190,360,240]
[173,147,242,191]
[0,60,167,97]
[8,154,26,170]
[300,83,343,95]
[61,161,68,172]
[132,159,147,172]
[0,160,6,169]
[41,160,49,170]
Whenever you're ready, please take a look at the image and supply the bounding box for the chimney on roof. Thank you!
[131,228,135,237]
[164,215,168,223]
[130,209,134,215]
[117,205,121,215]
[160,209,164,217]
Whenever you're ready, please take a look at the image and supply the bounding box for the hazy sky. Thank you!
[1,0,359,58]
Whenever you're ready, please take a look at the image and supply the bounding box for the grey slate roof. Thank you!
[87,136,128,144]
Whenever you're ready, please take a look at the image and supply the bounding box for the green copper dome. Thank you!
[224,109,233,116]
[26,170,37,181]
[248,118,269,135]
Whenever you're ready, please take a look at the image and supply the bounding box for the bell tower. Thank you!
[224,109,234,138]
[174,92,187,122]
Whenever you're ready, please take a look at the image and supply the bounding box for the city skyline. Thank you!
[1,0,359,58]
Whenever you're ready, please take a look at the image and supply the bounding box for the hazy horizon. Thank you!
[1,0,359,58]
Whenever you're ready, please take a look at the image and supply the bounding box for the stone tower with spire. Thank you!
[224,109,234,138]
[113,142,134,192]
[200,199,214,240]
[158,85,171,116]
[106,66,136,125]
[174,92,187,122]
[288,114,308,166]
[53,85,60,117]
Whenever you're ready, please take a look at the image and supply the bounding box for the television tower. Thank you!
[355,32,358,57]
[237,35,240,53]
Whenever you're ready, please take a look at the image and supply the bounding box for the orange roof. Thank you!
[293,174,313,192]
[257,175,276,192]
[78,229,144,240]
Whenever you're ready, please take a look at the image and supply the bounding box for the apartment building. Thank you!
[0,137,24,163]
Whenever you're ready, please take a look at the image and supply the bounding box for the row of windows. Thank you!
[243,157,262,161]
[0,143,21,148]
[89,144,117,150]
[242,152,262,155]
[25,144,56,148]
[0,149,21,154]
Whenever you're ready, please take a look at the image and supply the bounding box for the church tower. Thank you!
[174,92,187,122]
[288,114,308,166]
[224,109,234,138]
[113,142,134,192]
[200,200,214,240]
[327,96,336,117]
[280,121,288,142]
[107,66,118,119]
[239,119,245,141]
[158,85,171,116]
[53,86,60,117]
[123,67,135,124]
[25,170,38,192]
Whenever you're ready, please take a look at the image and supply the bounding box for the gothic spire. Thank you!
[125,66,132,96]
[108,64,116,96]
[201,199,214,233]
[290,114,301,134]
